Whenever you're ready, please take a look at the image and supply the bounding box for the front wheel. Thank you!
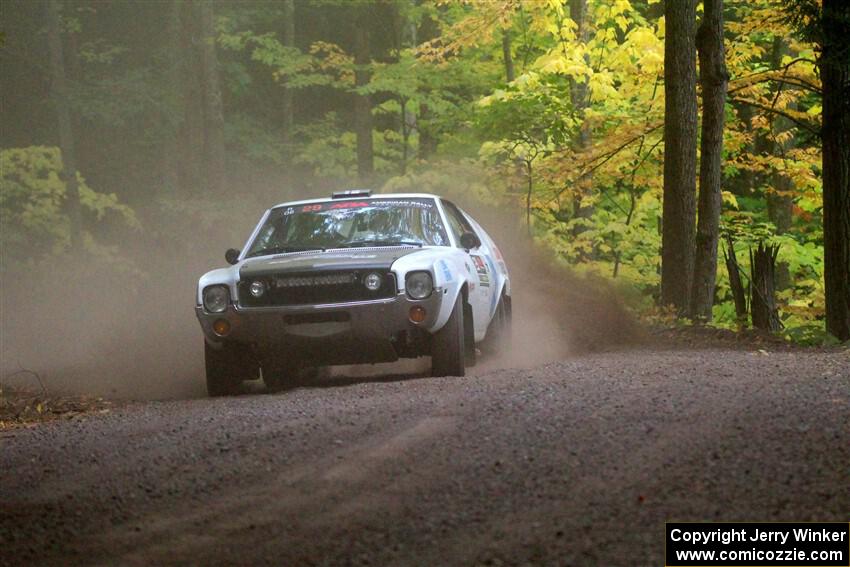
[263,365,322,393]
[432,295,466,377]
[205,341,247,397]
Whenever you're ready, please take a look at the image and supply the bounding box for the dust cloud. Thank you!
[463,202,642,374]
[1,250,206,400]
[0,190,640,400]
[0,211,251,400]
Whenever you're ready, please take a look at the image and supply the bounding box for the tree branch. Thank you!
[728,76,822,96]
[729,57,817,87]
[548,122,663,204]
[728,97,821,136]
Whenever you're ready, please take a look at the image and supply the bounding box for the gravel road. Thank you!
[1,348,848,566]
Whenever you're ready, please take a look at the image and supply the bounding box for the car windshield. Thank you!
[246,197,450,258]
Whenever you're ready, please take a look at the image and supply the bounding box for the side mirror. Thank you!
[225,248,240,265]
[460,232,481,251]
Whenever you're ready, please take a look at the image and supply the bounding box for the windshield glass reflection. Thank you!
[246,198,449,258]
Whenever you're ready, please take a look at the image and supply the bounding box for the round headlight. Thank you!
[203,285,229,313]
[249,280,266,297]
[364,272,382,291]
[406,271,433,300]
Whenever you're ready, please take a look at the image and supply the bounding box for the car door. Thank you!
[440,200,495,339]
[462,213,508,319]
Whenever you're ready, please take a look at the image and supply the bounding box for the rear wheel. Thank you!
[432,295,465,377]
[205,341,247,397]
[483,295,512,354]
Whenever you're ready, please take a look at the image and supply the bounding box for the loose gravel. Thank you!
[1,348,848,566]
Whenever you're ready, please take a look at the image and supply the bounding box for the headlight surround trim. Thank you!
[405,271,434,300]
[202,284,230,313]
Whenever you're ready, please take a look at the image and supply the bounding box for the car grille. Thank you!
[238,270,396,307]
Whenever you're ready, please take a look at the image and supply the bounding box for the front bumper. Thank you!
[195,292,442,365]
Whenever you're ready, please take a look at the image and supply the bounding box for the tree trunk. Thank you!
[765,37,794,290]
[417,13,438,160]
[569,0,594,232]
[199,1,227,195]
[281,0,295,160]
[161,0,183,198]
[750,242,782,332]
[180,0,204,195]
[418,104,437,160]
[525,160,533,236]
[690,0,727,321]
[661,0,698,314]
[501,29,515,82]
[723,237,748,327]
[65,21,83,149]
[767,172,793,289]
[729,102,754,195]
[820,0,850,341]
[353,6,374,185]
[46,0,82,248]
[390,5,409,175]
[400,98,411,175]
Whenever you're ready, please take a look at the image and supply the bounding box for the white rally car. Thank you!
[195,190,511,395]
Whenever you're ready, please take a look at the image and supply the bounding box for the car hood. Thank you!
[239,247,425,278]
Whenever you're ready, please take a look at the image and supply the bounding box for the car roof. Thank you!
[271,193,443,210]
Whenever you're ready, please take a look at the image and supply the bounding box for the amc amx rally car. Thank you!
[195,190,511,396]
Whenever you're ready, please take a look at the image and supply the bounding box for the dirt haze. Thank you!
[0,191,640,400]
[451,191,642,370]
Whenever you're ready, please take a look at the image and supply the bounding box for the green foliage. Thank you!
[0,147,139,262]
[445,0,827,342]
[382,159,510,204]
[476,75,577,153]
[0,0,832,343]
[294,113,413,181]
[225,112,289,165]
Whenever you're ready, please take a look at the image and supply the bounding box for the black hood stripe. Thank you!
[239,247,425,278]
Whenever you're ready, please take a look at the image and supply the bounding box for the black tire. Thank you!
[262,368,287,393]
[205,341,244,397]
[463,302,477,367]
[299,366,321,381]
[432,295,466,377]
[483,295,512,355]
[263,364,322,393]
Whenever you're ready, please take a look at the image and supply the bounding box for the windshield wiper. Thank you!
[342,239,424,248]
[246,245,326,258]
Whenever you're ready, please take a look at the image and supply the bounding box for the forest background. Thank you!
[1,0,848,387]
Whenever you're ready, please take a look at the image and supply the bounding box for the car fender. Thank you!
[390,248,474,334]
[490,246,510,301]
[197,266,239,305]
